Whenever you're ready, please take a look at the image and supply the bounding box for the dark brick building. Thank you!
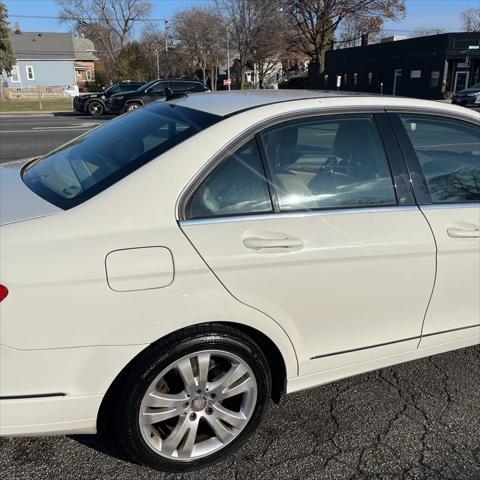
[309,32,480,100]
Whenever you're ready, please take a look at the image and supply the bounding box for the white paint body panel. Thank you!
[181,207,436,375]
[0,160,61,226]
[0,94,479,436]
[420,204,480,334]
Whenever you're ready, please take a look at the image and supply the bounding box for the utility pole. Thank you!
[165,19,169,78]
[226,23,233,91]
[155,49,160,78]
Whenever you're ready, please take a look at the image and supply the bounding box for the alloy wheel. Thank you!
[88,101,103,115]
[138,350,257,461]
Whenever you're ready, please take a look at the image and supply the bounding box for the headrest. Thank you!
[333,121,372,159]
[266,126,298,151]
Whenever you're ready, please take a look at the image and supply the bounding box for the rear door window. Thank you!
[259,115,397,211]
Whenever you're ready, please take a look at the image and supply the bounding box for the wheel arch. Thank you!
[97,321,290,435]
[86,98,106,110]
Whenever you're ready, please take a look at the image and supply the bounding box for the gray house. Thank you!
[1,30,77,97]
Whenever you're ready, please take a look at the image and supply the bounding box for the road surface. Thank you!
[0,115,113,163]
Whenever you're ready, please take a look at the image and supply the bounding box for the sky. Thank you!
[4,0,480,35]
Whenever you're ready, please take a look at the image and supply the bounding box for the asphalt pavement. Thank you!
[1,346,479,480]
[0,114,113,163]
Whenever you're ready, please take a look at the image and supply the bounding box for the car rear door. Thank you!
[390,112,480,343]
[179,112,437,375]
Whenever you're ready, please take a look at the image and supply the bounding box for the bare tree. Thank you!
[284,0,406,72]
[251,7,289,88]
[216,0,257,89]
[216,0,288,89]
[139,23,166,79]
[461,8,480,32]
[174,7,225,90]
[56,0,152,78]
[338,15,383,48]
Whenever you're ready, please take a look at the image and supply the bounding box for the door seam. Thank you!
[416,207,439,348]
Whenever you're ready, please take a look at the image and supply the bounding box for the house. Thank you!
[309,32,480,100]
[1,29,78,99]
[74,37,98,91]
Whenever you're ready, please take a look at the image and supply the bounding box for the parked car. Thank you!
[452,82,480,107]
[1,91,479,473]
[63,85,80,97]
[106,78,209,114]
[73,81,146,116]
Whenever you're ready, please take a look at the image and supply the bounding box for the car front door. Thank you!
[391,113,480,344]
[180,113,436,375]
[146,81,167,102]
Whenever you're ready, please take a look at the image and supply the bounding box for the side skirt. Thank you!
[287,326,479,394]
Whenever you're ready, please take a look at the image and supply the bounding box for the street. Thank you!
[1,346,479,479]
[0,115,113,163]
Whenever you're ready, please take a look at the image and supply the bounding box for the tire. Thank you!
[125,102,141,113]
[114,324,271,472]
[87,100,105,116]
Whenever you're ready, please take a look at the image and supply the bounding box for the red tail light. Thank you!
[0,285,8,302]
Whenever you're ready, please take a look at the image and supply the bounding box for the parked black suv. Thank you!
[452,82,480,107]
[106,79,209,114]
[73,81,146,116]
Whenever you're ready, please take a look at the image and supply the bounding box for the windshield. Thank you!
[22,103,221,209]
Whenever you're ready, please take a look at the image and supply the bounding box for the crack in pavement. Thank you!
[1,346,479,480]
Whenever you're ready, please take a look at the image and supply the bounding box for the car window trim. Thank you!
[388,111,480,206]
[180,205,420,226]
[178,108,409,221]
[374,113,416,206]
[387,112,432,204]
[255,134,281,213]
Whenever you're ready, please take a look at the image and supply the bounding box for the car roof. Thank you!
[167,89,480,119]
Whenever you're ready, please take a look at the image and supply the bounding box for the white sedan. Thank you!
[1,90,479,472]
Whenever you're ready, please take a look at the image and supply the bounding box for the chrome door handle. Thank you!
[447,227,480,239]
[243,236,303,250]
